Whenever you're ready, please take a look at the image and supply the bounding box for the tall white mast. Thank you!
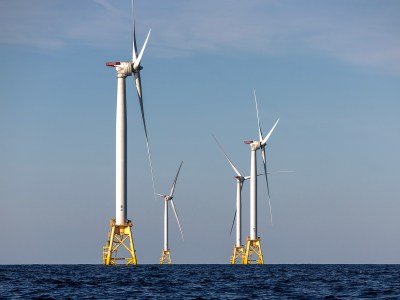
[249,144,258,240]
[106,24,151,225]
[115,72,128,225]
[235,178,242,247]
[164,199,169,251]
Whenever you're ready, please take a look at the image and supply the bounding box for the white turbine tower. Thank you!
[103,0,154,266]
[212,134,249,264]
[243,91,279,264]
[156,161,184,264]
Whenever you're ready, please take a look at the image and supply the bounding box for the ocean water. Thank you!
[0,264,399,299]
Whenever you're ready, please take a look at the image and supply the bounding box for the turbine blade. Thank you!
[133,29,151,70]
[155,193,165,198]
[171,200,184,240]
[131,0,138,62]
[254,90,263,141]
[170,161,183,197]
[211,134,242,177]
[244,176,251,180]
[261,118,279,146]
[261,147,270,198]
[261,146,273,226]
[268,198,274,227]
[229,210,236,236]
[134,76,157,200]
[135,71,142,98]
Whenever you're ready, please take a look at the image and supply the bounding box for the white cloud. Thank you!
[141,1,400,72]
[1,0,399,72]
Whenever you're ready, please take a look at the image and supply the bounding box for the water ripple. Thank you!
[0,265,400,299]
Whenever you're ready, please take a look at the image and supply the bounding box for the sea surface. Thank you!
[0,264,399,299]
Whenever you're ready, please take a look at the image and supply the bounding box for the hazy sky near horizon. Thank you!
[1,0,399,264]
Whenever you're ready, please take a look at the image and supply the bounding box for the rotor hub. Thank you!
[234,175,244,182]
[133,65,143,73]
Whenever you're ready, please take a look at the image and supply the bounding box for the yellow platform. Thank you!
[230,246,245,264]
[243,237,264,264]
[102,218,137,265]
[160,249,172,264]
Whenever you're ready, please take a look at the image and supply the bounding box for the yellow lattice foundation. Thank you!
[102,218,137,265]
[230,246,245,264]
[243,236,264,264]
[160,250,172,264]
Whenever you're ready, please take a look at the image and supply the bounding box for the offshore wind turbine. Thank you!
[212,134,287,264]
[156,161,184,264]
[243,91,279,264]
[103,1,154,266]
[212,134,249,264]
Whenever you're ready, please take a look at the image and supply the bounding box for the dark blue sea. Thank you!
[0,265,399,299]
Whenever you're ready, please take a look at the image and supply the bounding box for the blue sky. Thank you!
[0,0,399,264]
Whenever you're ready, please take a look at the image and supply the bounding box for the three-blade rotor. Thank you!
[253,90,279,225]
[156,161,184,240]
[212,134,248,236]
[130,0,156,200]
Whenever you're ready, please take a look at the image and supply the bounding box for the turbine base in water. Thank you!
[243,236,264,265]
[160,249,172,264]
[102,218,137,266]
[230,246,245,264]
